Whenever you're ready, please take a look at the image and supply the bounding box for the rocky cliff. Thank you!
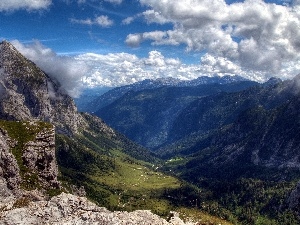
[0,41,83,135]
[0,121,59,209]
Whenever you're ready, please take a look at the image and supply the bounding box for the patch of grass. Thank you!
[46,188,63,198]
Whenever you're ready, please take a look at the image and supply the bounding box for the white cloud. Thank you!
[70,18,93,25]
[12,40,89,98]
[122,16,135,25]
[0,0,51,11]
[95,15,114,27]
[10,40,300,96]
[70,15,114,27]
[129,0,300,80]
[125,34,143,47]
[76,50,185,87]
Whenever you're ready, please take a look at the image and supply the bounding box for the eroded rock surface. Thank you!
[0,128,20,192]
[0,193,194,225]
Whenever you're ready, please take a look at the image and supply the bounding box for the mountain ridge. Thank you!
[95,80,259,149]
[78,74,252,113]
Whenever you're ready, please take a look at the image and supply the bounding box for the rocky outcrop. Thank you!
[0,121,60,204]
[0,127,20,203]
[22,122,59,189]
[0,193,194,225]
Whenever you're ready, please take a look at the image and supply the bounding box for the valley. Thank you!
[0,41,299,224]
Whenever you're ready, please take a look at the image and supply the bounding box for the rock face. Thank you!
[0,121,60,211]
[0,41,83,135]
[21,122,59,189]
[0,193,194,225]
[0,127,20,192]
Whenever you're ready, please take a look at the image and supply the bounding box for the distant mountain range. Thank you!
[77,75,251,113]
[159,76,300,177]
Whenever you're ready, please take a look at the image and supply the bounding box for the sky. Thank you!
[1,0,300,97]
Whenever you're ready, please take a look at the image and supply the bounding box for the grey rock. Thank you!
[0,193,194,225]
[0,121,60,212]
[0,41,83,136]
[0,128,20,192]
[22,122,59,189]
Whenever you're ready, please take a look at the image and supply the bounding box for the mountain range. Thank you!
[77,75,252,113]
[0,41,299,224]
[93,78,258,149]
[80,65,300,223]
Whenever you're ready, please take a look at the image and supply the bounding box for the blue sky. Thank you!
[1,0,300,97]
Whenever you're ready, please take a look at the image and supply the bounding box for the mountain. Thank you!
[80,75,250,113]
[157,76,300,224]
[158,76,300,170]
[0,41,234,224]
[0,41,298,224]
[87,63,299,223]
[95,80,258,149]
[0,40,83,136]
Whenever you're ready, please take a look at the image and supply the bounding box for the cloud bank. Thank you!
[12,40,89,98]
[12,37,300,98]
[13,40,246,92]
[0,0,51,11]
[124,0,300,79]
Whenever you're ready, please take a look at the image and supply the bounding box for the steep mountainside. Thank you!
[168,78,293,143]
[0,41,84,136]
[157,76,300,224]
[159,76,300,172]
[95,80,258,149]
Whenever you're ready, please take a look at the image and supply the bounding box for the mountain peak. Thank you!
[0,40,13,47]
[0,40,40,80]
[0,40,21,58]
